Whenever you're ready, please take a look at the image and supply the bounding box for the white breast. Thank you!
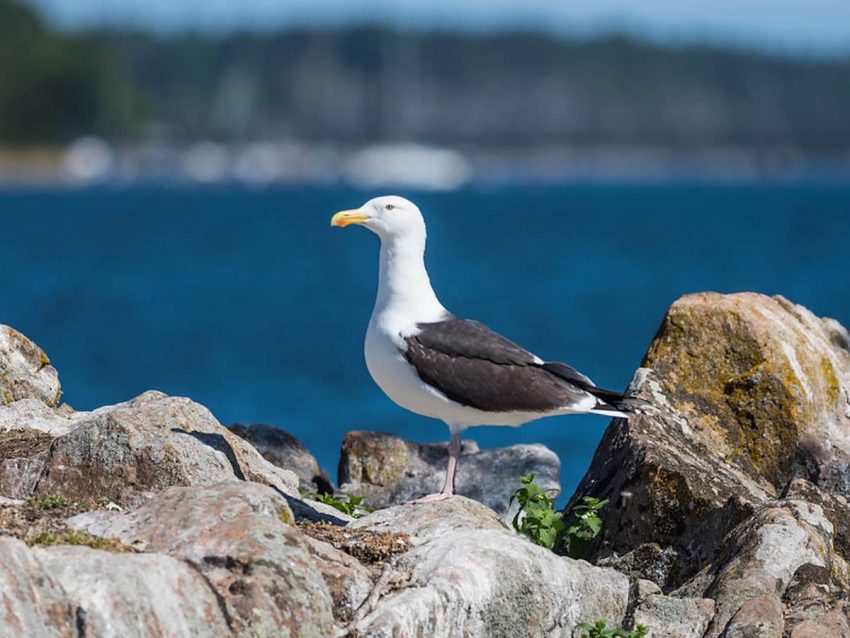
[364,314,448,420]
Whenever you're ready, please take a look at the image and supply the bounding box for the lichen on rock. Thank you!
[572,292,850,636]
[0,325,61,408]
[642,293,850,490]
[573,293,850,585]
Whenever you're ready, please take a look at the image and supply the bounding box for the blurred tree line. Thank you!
[3,0,850,150]
[0,0,137,143]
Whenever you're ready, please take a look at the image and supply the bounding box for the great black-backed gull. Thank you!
[332,195,641,502]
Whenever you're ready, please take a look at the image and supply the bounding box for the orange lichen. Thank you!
[641,293,832,490]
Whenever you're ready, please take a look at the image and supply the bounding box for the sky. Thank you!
[25,0,850,56]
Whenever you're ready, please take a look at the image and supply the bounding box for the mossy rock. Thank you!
[643,292,850,490]
[572,292,850,585]
[338,431,409,486]
[0,325,61,407]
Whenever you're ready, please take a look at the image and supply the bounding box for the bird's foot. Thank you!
[406,491,453,504]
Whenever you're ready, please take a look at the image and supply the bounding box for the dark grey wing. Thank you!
[403,317,592,413]
[411,318,538,365]
[540,361,594,388]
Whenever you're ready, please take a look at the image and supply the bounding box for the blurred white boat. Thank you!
[344,143,472,191]
[63,137,115,183]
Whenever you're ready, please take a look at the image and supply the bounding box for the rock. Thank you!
[69,481,338,637]
[0,323,645,638]
[0,398,77,436]
[722,594,784,638]
[296,531,374,625]
[0,390,300,504]
[35,545,231,637]
[784,477,850,567]
[3,294,849,637]
[674,496,846,638]
[634,578,662,601]
[599,543,681,589]
[783,556,850,635]
[348,497,630,637]
[572,293,850,586]
[352,491,507,537]
[229,423,333,493]
[790,609,850,638]
[339,430,560,518]
[570,293,850,635]
[0,325,61,408]
[642,294,850,490]
[0,493,126,547]
[0,537,76,637]
[0,400,75,498]
[631,594,714,638]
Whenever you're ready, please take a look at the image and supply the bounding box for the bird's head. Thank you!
[331,196,425,242]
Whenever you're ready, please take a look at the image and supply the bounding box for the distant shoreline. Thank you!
[2,142,849,188]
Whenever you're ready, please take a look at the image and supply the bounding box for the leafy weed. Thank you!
[311,493,373,518]
[511,474,608,558]
[561,495,609,559]
[510,473,564,550]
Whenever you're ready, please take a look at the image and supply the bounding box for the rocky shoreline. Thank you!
[2,291,849,637]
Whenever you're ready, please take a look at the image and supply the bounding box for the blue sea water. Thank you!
[2,184,849,502]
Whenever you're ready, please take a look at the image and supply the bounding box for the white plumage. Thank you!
[332,195,635,502]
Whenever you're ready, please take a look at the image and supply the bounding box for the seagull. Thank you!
[331,195,641,502]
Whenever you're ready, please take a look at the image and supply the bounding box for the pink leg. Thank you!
[409,429,461,504]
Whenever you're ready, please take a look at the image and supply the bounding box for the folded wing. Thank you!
[403,317,627,414]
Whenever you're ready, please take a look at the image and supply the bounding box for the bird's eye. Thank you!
[384,204,395,211]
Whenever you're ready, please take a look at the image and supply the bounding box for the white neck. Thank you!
[371,232,446,325]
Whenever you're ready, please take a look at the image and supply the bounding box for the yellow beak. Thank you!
[331,209,369,227]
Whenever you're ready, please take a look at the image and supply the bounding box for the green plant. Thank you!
[25,494,71,510]
[24,494,113,512]
[314,493,373,518]
[577,619,649,638]
[561,495,609,559]
[511,475,609,558]
[24,530,127,552]
[510,473,564,550]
